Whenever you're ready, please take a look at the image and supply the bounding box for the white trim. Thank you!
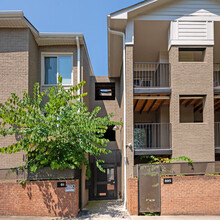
[126,20,134,45]
[109,0,158,19]
[0,11,24,17]
[41,52,73,56]
[41,52,74,87]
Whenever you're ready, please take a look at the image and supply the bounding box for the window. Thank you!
[103,126,116,141]
[179,48,205,62]
[95,83,115,100]
[179,95,205,123]
[42,53,73,85]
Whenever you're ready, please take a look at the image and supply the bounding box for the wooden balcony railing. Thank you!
[133,63,170,88]
[134,123,171,150]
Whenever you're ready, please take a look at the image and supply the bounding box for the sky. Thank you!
[0,0,141,76]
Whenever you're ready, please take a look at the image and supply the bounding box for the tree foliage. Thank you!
[0,76,121,177]
[140,155,193,164]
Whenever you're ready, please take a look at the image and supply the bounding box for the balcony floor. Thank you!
[134,149,172,156]
[134,87,171,94]
[216,147,220,153]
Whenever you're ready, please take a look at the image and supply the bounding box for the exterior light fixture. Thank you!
[113,125,119,131]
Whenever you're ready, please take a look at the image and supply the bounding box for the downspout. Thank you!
[108,28,127,210]
[76,36,81,96]
[76,36,82,210]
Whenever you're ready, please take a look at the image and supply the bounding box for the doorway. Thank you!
[90,164,117,200]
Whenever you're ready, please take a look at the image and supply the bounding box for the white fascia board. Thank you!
[168,40,214,50]
[110,12,128,20]
[0,11,24,18]
[39,33,84,38]
[37,33,85,46]
[110,0,158,19]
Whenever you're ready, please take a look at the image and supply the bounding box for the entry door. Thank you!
[94,164,117,199]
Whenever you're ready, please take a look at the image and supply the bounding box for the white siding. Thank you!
[168,19,214,48]
[136,0,220,21]
[134,0,219,47]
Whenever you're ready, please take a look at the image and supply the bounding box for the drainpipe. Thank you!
[76,36,82,209]
[108,28,127,210]
[76,36,81,96]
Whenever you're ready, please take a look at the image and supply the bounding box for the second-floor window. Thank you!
[42,53,73,86]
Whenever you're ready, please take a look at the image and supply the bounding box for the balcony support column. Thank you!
[125,45,134,181]
[169,46,215,162]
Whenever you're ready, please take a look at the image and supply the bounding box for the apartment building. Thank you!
[1,0,220,210]
[0,11,94,207]
[106,0,220,204]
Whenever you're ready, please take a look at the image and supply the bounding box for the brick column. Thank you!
[127,178,138,215]
[125,45,134,178]
[169,46,214,162]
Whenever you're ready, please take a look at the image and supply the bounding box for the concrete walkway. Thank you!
[131,217,220,220]
[78,200,130,219]
[1,214,220,220]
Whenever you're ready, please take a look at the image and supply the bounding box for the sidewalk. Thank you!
[78,200,130,219]
[131,216,220,220]
[1,215,220,220]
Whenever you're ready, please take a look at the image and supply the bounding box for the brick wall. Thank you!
[0,180,79,217]
[161,176,220,215]
[169,46,215,162]
[0,28,29,169]
[127,178,138,215]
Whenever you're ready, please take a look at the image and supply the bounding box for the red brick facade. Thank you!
[127,178,138,215]
[161,176,220,215]
[0,180,79,217]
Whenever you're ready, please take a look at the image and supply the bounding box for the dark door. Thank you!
[92,164,117,200]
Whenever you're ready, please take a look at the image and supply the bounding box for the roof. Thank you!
[107,0,174,77]
[0,11,93,75]
[108,0,173,31]
[0,11,85,45]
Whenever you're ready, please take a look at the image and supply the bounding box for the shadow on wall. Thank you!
[23,180,78,217]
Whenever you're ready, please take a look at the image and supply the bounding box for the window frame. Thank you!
[95,83,115,100]
[179,95,205,123]
[41,52,73,86]
[178,48,206,62]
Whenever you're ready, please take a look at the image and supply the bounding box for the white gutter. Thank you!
[76,36,81,96]
[108,28,127,210]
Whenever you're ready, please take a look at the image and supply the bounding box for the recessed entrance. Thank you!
[90,164,117,200]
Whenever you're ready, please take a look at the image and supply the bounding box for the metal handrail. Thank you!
[214,63,220,87]
[133,62,170,88]
[215,122,220,148]
[134,123,171,150]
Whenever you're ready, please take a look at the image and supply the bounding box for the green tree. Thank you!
[0,76,120,177]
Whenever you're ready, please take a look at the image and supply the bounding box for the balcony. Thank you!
[215,122,220,153]
[134,123,171,155]
[133,63,171,94]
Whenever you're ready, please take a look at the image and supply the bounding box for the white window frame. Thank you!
[41,52,73,86]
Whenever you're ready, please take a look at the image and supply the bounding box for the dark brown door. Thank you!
[93,164,117,200]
